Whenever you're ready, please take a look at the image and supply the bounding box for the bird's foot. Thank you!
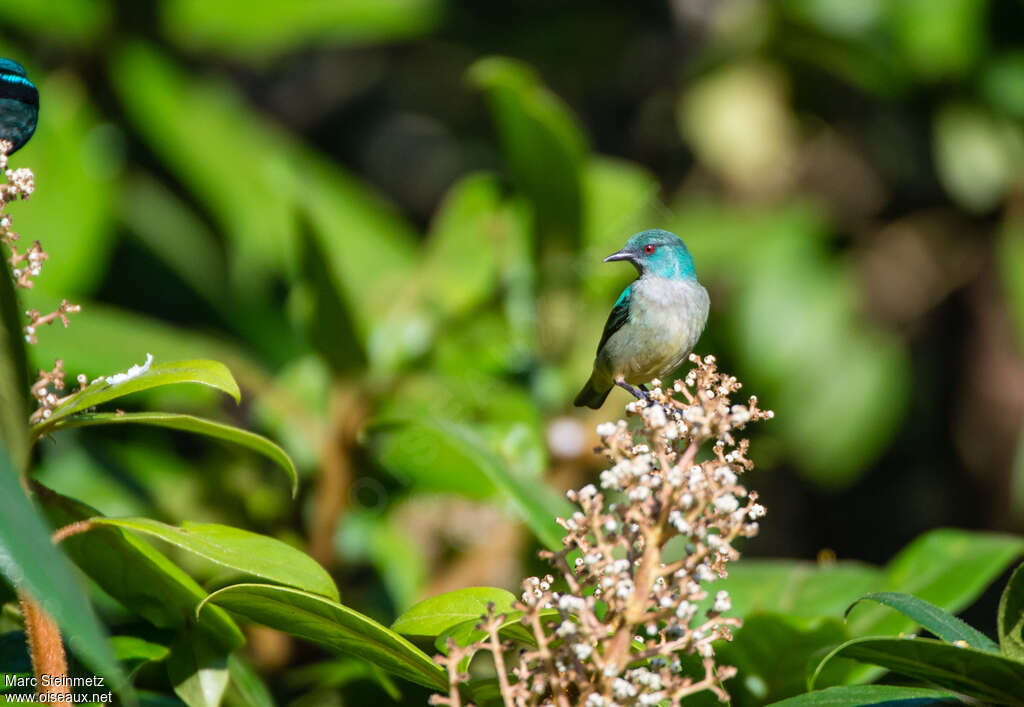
[616,380,651,403]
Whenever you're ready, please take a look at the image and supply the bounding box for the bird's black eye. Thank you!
[644,244,656,254]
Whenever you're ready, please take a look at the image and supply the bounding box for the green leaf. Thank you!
[851,529,1024,638]
[111,636,170,678]
[391,587,517,637]
[714,614,852,704]
[715,560,883,620]
[161,0,442,57]
[32,358,240,436]
[812,637,1024,705]
[199,583,447,691]
[34,484,244,650]
[0,249,29,470]
[91,517,337,601]
[847,592,998,652]
[0,448,125,687]
[370,418,571,549]
[768,684,959,706]
[168,628,229,707]
[998,562,1024,660]
[224,653,275,707]
[468,56,586,248]
[434,611,539,655]
[418,173,504,319]
[48,412,297,497]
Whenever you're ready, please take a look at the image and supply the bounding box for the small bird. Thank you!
[574,229,709,409]
[0,59,38,154]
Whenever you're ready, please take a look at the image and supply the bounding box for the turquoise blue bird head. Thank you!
[574,229,709,409]
[602,229,697,280]
[0,59,38,154]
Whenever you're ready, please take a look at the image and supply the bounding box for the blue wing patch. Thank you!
[596,285,631,353]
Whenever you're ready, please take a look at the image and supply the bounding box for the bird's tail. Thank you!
[574,374,612,409]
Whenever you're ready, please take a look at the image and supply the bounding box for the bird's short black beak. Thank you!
[603,249,634,264]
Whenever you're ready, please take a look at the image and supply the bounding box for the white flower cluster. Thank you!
[433,355,772,707]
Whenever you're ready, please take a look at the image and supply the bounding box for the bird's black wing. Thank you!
[596,285,631,353]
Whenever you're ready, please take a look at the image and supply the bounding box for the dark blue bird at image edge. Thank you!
[0,59,38,154]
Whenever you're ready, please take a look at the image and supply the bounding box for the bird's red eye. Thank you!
[644,244,656,254]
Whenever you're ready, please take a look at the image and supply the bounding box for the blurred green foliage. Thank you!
[2,0,1024,703]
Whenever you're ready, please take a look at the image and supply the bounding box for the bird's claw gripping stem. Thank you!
[616,380,651,403]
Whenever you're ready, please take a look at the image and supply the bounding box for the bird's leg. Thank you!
[615,380,650,402]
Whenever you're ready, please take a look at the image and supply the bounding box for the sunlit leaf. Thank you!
[846,592,998,652]
[200,583,447,691]
[48,412,297,496]
[32,359,240,436]
[469,56,586,248]
[36,484,244,649]
[168,628,229,707]
[391,587,517,637]
[812,637,1024,705]
[91,517,337,600]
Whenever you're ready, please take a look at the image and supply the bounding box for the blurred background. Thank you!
[4,0,1024,702]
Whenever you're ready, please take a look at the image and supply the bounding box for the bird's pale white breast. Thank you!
[601,275,709,383]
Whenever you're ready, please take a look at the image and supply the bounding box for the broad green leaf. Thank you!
[199,583,447,691]
[998,562,1024,660]
[812,637,1024,705]
[162,0,442,56]
[48,412,297,496]
[847,592,998,652]
[391,587,516,637]
[224,653,275,707]
[715,560,883,621]
[91,517,337,601]
[0,249,29,470]
[35,484,244,650]
[111,636,170,678]
[168,628,229,707]
[434,611,540,655]
[768,684,959,706]
[418,173,504,319]
[850,529,1024,637]
[468,56,586,248]
[715,614,852,705]
[32,359,240,435]
[0,448,125,687]
[370,418,570,549]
